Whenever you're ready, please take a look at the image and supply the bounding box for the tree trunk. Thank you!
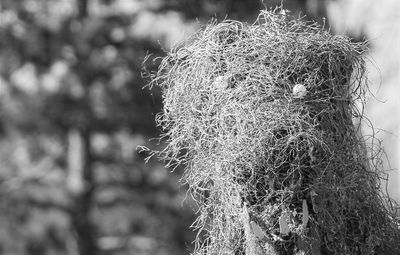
[242,204,279,255]
[68,1,97,253]
[67,128,97,255]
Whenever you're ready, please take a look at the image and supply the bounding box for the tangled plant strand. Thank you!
[146,9,400,255]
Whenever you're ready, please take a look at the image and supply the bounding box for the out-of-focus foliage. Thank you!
[0,0,197,254]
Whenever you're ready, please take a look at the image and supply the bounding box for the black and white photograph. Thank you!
[0,0,399,254]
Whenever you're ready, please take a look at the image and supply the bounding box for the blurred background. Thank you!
[0,0,398,255]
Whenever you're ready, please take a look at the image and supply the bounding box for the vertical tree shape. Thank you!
[67,129,85,195]
[68,128,97,255]
[67,1,97,254]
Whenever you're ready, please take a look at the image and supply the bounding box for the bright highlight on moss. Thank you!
[145,8,400,255]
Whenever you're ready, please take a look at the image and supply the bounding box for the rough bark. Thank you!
[242,204,279,255]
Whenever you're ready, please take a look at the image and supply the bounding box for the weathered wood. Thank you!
[242,204,279,255]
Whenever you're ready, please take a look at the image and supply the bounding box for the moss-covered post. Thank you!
[146,9,400,255]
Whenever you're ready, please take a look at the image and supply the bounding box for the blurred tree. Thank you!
[0,0,186,254]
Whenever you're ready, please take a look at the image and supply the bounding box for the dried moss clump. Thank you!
[147,9,400,255]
